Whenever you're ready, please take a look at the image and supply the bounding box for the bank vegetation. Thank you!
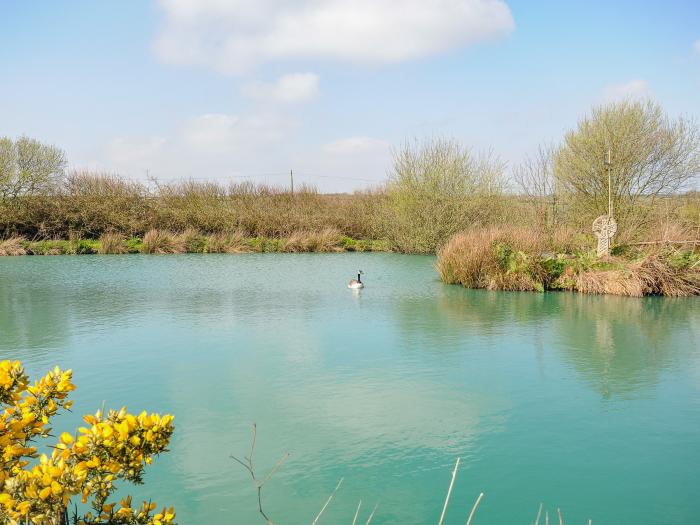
[1,100,699,295]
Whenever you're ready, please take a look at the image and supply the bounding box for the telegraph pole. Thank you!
[605,149,612,219]
[290,169,294,196]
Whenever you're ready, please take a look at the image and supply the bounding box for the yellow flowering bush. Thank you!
[0,360,176,525]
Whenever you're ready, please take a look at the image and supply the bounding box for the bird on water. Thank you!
[348,270,364,289]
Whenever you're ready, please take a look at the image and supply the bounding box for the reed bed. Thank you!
[97,232,127,254]
[141,229,186,254]
[0,236,26,256]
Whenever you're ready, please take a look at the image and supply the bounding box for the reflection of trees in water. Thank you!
[551,294,699,398]
[395,284,700,398]
[392,285,558,353]
[0,281,70,356]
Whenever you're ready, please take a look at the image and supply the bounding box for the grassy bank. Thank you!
[436,226,700,297]
[0,228,390,256]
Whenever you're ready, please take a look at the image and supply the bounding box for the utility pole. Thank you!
[290,169,294,196]
[605,148,612,219]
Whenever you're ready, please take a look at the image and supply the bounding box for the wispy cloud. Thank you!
[153,0,514,74]
[695,38,700,54]
[603,79,652,103]
[242,73,320,104]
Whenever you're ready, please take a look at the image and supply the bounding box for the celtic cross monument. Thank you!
[593,149,616,257]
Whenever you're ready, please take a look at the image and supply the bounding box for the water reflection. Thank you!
[551,294,698,398]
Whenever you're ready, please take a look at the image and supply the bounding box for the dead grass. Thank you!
[141,229,185,254]
[436,225,545,288]
[0,237,27,256]
[98,232,126,254]
[206,231,253,253]
[282,228,343,253]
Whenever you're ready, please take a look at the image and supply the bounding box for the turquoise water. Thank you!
[1,254,699,524]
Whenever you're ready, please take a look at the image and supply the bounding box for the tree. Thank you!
[0,136,66,201]
[387,137,506,253]
[513,144,558,229]
[553,100,700,230]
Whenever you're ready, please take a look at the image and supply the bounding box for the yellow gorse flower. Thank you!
[0,360,176,525]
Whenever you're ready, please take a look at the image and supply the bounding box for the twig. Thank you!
[365,503,378,525]
[311,477,344,525]
[231,424,290,525]
[534,503,543,525]
[465,492,484,525]
[557,508,563,525]
[438,457,461,525]
[351,500,362,525]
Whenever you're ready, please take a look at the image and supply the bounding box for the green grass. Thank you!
[6,231,391,256]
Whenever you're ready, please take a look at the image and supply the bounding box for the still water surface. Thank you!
[1,254,700,524]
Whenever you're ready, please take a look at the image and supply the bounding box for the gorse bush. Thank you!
[0,360,175,525]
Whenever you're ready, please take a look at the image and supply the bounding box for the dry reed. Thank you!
[141,229,185,254]
[98,232,126,254]
[0,237,26,256]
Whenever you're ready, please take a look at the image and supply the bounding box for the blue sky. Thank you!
[2,0,699,192]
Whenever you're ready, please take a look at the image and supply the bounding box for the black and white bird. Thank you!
[347,270,364,289]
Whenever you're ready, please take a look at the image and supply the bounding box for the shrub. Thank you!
[0,359,175,525]
[387,138,506,253]
[178,228,207,253]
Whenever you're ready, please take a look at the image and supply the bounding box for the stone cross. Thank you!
[592,215,617,257]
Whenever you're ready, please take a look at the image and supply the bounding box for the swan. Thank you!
[348,270,364,289]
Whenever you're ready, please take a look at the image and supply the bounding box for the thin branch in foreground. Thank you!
[311,477,344,525]
[557,507,563,525]
[465,492,484,525]
[534,503,543,525]
[351,500,362,525]
[438,457,461,525]
[231,423,290,525]
[364,503,379,525]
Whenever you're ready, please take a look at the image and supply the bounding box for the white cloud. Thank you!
[242,73,320,103]
[107,136,166,163]
[181,112,293,151]
[323,136,389,155]
[154,0,515,74]
[603,79,652,103]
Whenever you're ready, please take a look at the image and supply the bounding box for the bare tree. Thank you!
[513,144,557,228]
[0,136,66,201]
[553,100,700,229]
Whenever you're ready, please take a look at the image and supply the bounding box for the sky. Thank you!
[1,0,699,192]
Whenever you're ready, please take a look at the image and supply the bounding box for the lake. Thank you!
[1,254,699,524]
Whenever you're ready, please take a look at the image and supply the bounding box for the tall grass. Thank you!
[0,237,26,256]
[437,226,700,297]
[141,229,185,254]
[98,232,126,254]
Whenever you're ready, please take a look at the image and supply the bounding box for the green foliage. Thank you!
[0,136,66,201]
[387,137,506,253]
[125,237,143,253]
[554,100,700,236]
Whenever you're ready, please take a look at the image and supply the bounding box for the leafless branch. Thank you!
[465,492,484,525]
[311,477,344,525]
[438,457,461,525]
[231,424,290,525]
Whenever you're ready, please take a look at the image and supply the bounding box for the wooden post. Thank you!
[290,169,294,196]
